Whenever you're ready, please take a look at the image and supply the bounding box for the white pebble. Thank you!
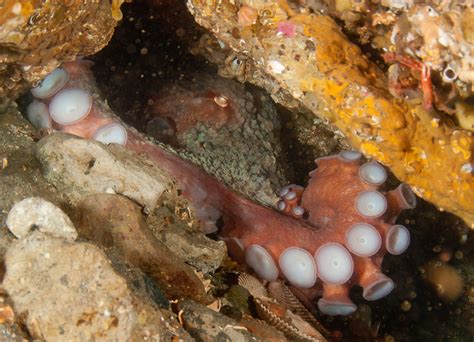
[6,197,77,241]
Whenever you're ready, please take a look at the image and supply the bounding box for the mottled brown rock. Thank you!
[0,1,119,99]
[74,193,211,304]
[3,231,188,340]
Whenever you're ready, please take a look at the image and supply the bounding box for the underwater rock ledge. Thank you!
[187,0,474,228]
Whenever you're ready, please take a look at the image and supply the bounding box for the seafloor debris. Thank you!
[0,1,122,99]
[238,273,328,341]
[187,0,474,228]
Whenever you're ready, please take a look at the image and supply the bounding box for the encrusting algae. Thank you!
[187,0,474,227]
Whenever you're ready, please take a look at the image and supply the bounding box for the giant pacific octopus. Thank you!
[25,60,417,316]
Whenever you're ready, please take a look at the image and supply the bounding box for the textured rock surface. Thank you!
[35,133,175,211]
[177,299,261,341]
[155,225,226,274]
[0,105,68,255]
[0,1,120,99]
[6,197,77,241]
[3,231,189,340]
[187,0,474,227]
[74,193,211,304]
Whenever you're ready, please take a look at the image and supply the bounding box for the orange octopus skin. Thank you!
[27,60,416,316]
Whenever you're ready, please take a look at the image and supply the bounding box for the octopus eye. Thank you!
[213,95,229,108]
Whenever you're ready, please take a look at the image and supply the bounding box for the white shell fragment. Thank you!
[386,224,410,255]
[279,247,317,288]
[49,88,92,125]
[31,68,69,99]
[345,223,382,257]
[26,100,52,129]
[93,123,128,146]
[315,243,354,285]
[355,191,387,218]
[359,162,387,185]
[6,197,78,241]
[245,244,279,281]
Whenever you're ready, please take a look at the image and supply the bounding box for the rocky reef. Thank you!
[0,1,472,341]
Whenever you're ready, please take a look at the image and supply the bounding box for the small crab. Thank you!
[383,52,434,110]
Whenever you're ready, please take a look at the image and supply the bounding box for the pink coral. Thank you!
[27,61,416,315]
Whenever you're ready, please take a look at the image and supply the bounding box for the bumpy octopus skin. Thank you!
[26,61,416,315]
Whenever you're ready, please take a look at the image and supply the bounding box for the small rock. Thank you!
[36,133,176,210]
[3,231,189,340]
[161,230,226,274]
[74,193,211,304]
[6,197,77,241]
[177,299,261,341]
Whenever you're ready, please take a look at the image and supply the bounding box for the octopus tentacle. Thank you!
[26,61,416,316]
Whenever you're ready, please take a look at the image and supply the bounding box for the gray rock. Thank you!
[35,133,175,210]
[148,206,226,274]
[177,299,261,341]
[159,228,226,274]
[3,231,189,340]
[6,197,77,241]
